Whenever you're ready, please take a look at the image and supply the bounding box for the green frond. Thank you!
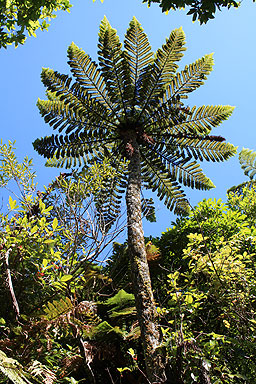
[37,96,114,136]
[124,17,153,105]
[95,160,128,229]
[39,69,116,128]
[170,159,215,190]
[138,27,186,116]
[141,155,190,215]
[67,42,116,113]
[173,137,237,162]
[227,180,256,195]
[163,53,214,101]
[171,105,235,135]
[143,146,215,191]
[98,16,132,116]
[239,148,256,180]
[42,296,73,321]
[33,132,112,169]
[141,197,156,222]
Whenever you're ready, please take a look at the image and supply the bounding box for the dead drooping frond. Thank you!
[34,17,236,221]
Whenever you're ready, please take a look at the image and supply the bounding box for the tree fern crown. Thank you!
[33,17,236,219]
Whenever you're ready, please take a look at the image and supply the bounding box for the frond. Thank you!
[37,97,113,136]
[145,145,215,190]
[98,16,132,117]
[149,104,234,136]
[162,53,214,101]
[33,132,113,168]
[141,154,190,215]
[39,68,116,128]
[95,156,128,229]
[141,197,156,222]
[42,296,73,321]
[170,136,237,162]
[124,17,153,105]
[227,180,256,195]
[138,27,186,116]
[177,105,235,135]
[27,361,56,384]
[239,148,256,180]
[67,42,117,115]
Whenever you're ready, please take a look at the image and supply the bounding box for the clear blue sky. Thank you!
[1,0,256,238]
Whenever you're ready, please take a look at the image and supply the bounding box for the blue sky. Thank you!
[1,0,256,238]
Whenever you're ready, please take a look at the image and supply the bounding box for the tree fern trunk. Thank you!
[126,136,166,383]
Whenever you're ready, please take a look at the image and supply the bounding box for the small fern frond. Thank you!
[239,148,256,180]
[43,297,73,321]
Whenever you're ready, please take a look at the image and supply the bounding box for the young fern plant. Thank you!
[33,16,236,382]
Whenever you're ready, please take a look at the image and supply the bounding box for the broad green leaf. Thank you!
[52,217,58,230]
[60,275,73,282]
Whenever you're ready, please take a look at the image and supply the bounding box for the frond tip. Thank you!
[239,148,256,180]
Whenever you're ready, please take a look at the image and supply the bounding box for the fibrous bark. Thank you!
[125,134,166,383]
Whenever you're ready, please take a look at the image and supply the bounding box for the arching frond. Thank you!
[170,136,237,162]
[95,160,128,229]
[67,42,117,115]
[98,16,132,117]
[239,148,256,180]
[40,68,116,128]
[149,104,234,136]
[33,132,115,169]
[162,53,214,101]
[124,17,153,105]
[143,145,215,191]
[141,154,190,214]
[138,27,186,116]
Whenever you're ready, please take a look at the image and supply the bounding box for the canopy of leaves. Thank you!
[0,0,72,48]
[143,0,252,24]
[34,17,236,223]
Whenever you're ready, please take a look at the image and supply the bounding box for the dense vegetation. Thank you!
[1,141,256,383]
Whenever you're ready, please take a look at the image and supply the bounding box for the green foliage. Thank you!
[34,17,236,219]
[0,0,72,48]
[143,0,244,24]
[149,195,256,382]
[239,147,256,180]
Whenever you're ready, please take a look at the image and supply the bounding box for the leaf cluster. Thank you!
[143,0,243,24]
[0,0,72,48]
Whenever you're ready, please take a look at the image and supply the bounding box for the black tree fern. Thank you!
[34,17,236,382]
